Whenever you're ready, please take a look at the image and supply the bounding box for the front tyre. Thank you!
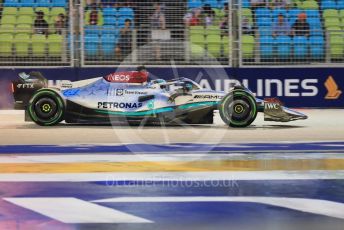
[27,89,65,126]
[219,89,257,127]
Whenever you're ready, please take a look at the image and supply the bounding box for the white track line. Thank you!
[94,196,344,220]
[0,171,343,182]
[48,140,344,145]
[4,197,152,224]
[0,110,23,115]
[0,153,344,163]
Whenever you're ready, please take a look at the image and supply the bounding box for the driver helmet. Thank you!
[152,79,166,84]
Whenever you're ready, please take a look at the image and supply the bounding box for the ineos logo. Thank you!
[107,74,130,82]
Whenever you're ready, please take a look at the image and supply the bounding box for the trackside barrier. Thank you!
[0,67,343,108]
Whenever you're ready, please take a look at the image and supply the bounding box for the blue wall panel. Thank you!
[0,67,343,108]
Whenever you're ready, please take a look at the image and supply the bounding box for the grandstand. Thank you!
[242,0,344,65]
[0,0,70,66]
[82,0,186,65]
[0,0,343,67]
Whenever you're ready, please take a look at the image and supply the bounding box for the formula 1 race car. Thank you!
[11,68,307,127]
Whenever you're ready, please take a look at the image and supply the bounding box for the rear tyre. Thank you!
[27,89,65,126]
[219,89,257,127]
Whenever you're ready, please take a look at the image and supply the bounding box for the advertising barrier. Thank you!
[0,67,343,108]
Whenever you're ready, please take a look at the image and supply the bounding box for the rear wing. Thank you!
[12,72,48,110]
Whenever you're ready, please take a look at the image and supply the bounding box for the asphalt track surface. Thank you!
[0,110,344,230]
[0,109,343,144]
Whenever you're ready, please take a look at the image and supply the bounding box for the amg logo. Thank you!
[17,83,34,89]
[194,95,223,100]
[265,103,280,110]
[98,102,143,109]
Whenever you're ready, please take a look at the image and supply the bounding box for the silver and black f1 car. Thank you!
[12,69,307,127]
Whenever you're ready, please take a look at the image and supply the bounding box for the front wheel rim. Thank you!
[220,90,257,127]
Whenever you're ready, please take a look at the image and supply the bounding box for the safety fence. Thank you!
[0,0,344,67]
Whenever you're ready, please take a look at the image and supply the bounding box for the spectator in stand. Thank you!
[110,1,119,8]
[271,0,293,9]
[250,0,268,9]
[220,14,229,37]
[89,9,99,25]
[272,14,290,37]
[116,19,132,60]
[184,8,202,26]
[123,1,134,8]
[242,16,254,35]
[54,13,67,35]
[150,2,166,61]
[222,2,229,16]
[101,0,112,7]
[150,2,166,30]
[85,0,101,10]
[34,11,49,36]
[291,13,310,37]
[201,4,215,26]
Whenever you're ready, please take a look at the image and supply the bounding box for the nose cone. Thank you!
[283,107,308,121]
[301,113,308,120]
[298,113,308,120]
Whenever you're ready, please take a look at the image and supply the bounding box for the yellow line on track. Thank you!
[0,159,343,173]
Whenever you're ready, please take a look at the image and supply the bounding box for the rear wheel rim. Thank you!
[28,90,64,126]
[34,98,58,119]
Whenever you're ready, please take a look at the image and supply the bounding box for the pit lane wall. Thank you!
[0,67,343,109]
